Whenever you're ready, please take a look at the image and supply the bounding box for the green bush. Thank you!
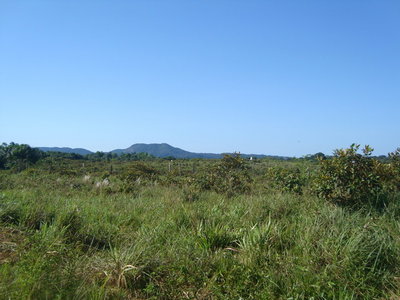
[195,154,252,197]
[118,162,159,184]
[388,148,400,190]
[312,144,384,207]
[266,167,304,195]
[159,170,187,187]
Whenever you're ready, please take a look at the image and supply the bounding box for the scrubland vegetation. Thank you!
[1,143,400,299]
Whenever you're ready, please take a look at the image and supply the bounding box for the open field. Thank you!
[1,150,400,299]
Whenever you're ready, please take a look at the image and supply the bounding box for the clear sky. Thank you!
[0,1,399,156]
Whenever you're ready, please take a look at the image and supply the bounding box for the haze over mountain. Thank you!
[38,143,278,159]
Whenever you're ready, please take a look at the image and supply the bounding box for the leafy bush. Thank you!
[116,162,159,194]
[196,154,252,197]
[159,170,187,187]
[312,144,384,207]
[388,148,400,190]
[118,162,159,184]
[119,180,140,196]
[266,167,304,195]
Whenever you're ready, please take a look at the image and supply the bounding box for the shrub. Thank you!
[388,148,400,190]
[119,180,140,196]
[118,162,159,184]
[266,167,304,195]
[159,170,187,187]
[195,154,252,197]
[312,144,384,207]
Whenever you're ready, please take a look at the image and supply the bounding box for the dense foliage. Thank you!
[389,148,400,190]
[195,154,252,197]
[266,166,305,195]
[0,143,44,171]
[312,144,387,207]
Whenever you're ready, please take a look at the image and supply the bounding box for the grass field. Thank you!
[0,155,399,299]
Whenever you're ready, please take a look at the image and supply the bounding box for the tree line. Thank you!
[0,143,157,170]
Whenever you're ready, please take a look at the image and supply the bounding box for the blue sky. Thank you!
[0,1,399,156]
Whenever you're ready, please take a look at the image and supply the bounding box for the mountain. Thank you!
[111,143,220,158]
[38,147,93,155]
[111,143,269,159]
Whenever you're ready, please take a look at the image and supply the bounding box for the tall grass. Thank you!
[0,163,399,299]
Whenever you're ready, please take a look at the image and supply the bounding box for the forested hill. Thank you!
[38,147,93,155]
[111,143,222,159]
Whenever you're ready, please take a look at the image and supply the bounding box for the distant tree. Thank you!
[86,151,106,161]
[106,152,113,161]
[313,152,326,160]
[46,151,84,160]
[304,152,326,161]
[163,156,176,161]
[0,142,43,171]
[117,152,156,161]
[0,143,7,169]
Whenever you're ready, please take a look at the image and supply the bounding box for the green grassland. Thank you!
[1,149,400,299]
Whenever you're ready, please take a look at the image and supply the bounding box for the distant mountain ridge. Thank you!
[38,147,93,155]
[38,143,283,159]
[111,143,223,159]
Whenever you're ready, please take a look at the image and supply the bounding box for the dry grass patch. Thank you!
[0,227,24,264]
